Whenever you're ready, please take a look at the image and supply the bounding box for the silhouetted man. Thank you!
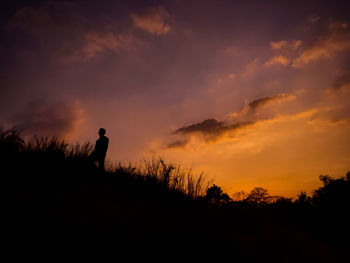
[93,128,109,172]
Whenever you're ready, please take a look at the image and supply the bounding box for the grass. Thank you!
[0,128,349,262]
[0,128,210,201]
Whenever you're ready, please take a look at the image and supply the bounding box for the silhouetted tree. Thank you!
[312,174,350,209]
[205,184,231,205]
[245,187,271,206]
[220,192,231,204]
[273,196,293,208]
[295,191,312,207]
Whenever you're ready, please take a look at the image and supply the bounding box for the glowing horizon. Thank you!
[1,0,350,197]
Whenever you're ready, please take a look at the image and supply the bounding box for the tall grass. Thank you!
[113,157,211,199]
[141,157,210,199]
[0,128,210,200]
[0,129,24,154]
[26,136,94,159]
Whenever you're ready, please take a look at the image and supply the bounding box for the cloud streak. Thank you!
[264,55,290,67]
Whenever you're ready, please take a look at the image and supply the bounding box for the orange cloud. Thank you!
[292,21,350,68]
[265,40,301,68]
[131,6,171,35]
[270,40,302,50]
[264,55,290,67]
[270,41,288,49]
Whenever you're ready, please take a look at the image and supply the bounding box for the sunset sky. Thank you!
[1,0,350,197]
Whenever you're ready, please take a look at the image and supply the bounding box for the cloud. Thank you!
[290,40,303,50]
[175,119,225,135]
[270,40,302,50]
[265,40,301,68]
[228,93,296,120]
[325,70,350,94]
[174,118,250,137]
[333,71,350,91]
[167,93,296,148]
[248,93,294,110]
[131,6,171,35]
[270,41,288,50]
[292,20,350,68]
[10,100,84,138]
[9,2,139,62]
[78,32,137,60]
[264,55,290,67]
[168,119,250,148]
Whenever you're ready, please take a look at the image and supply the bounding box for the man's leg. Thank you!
[98,158,105,172]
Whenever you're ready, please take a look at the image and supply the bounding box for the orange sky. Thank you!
[1,1,350,197]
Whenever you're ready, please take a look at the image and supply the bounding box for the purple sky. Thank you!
[1,0,350,196]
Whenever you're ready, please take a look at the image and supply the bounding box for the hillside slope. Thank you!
[0,129,349,262]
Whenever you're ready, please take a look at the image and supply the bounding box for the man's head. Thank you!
[98,128,106,136]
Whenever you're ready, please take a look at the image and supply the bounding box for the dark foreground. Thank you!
[0,130,349,261]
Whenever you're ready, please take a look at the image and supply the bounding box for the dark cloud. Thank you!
[168,93,294,148]
[169,118,251,148]
[175,119,226,135]
[10,100,82,138]
[175,119,250,138]
[332,71,350,91]
[227,93,295,123]
[245,93,293,112]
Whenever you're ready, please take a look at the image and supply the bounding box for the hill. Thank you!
[0,129,349,261]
